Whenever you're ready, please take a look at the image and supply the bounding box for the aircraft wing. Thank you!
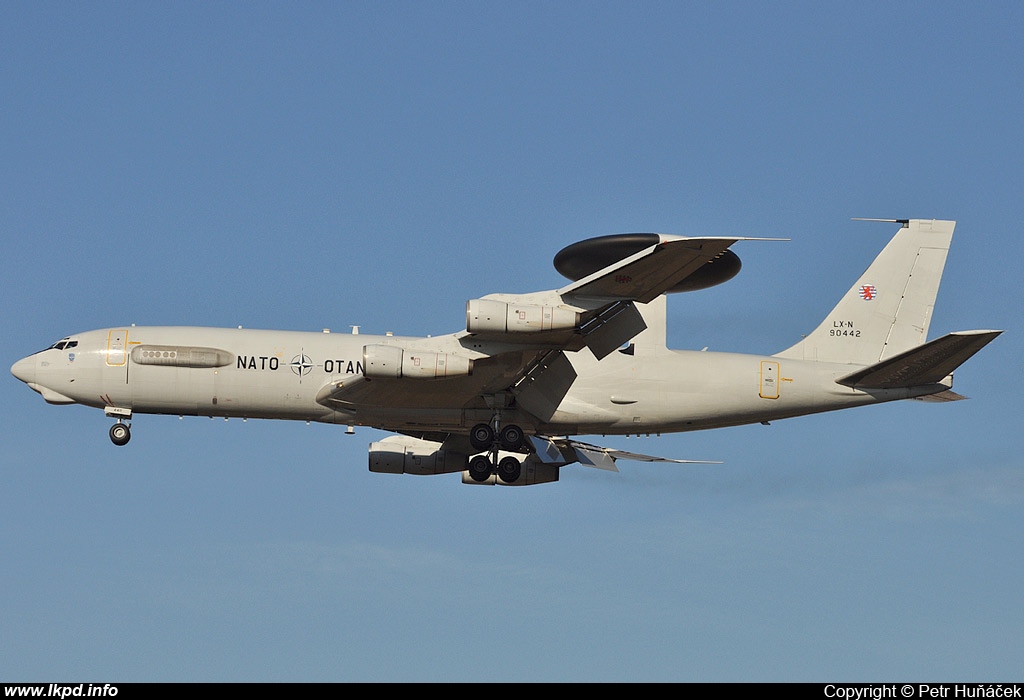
[558,236,773,304]
[466,236,776,360]
[317,236,773,421]
[315,348,548,413]
[530,435,722,472]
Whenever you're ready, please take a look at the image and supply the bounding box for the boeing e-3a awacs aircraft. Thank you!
[11,219,1000,486]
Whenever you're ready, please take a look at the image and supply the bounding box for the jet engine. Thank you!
[466,299,579,334]
[368,437,468,476]
[362,345,473,379]
[368,436,561,486]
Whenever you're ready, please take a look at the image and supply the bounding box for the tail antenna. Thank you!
[851,218,910,227]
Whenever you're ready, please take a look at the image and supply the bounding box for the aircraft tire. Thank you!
[497,456,521,483]
[469,423,495,451]
[468,455,492,482]
[499,424,525,451]
[109,423,131,446]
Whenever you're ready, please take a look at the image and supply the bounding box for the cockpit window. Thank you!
[46,338,77,351]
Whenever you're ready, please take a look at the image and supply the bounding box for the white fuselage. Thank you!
[11,325,938,437]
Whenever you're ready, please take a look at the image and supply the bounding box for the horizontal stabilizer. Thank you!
[836,330,1001,389]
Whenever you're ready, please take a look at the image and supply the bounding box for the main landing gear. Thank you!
[469,422,525,452]
[467,419,527,483]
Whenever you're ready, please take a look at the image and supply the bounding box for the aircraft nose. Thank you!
[11,356,35,384]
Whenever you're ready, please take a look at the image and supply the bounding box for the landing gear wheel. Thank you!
[469,423,495,451]
[499,424,525,451]
[497,456,522,483]
[468,455,492,482]
[109,423,131,446]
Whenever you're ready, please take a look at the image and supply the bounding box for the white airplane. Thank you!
[11,219,1000,486]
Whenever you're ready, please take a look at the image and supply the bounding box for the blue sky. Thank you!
[2,1,1021,681]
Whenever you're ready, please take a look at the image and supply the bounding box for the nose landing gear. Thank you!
[104,407,133,446]
[109,421,131,446]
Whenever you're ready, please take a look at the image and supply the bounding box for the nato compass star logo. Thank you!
[290,352,313,380]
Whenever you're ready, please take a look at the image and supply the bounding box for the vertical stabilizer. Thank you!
[774,219,954,365]
[629,295,668,353]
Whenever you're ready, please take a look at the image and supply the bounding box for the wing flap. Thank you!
[578,300,647,360]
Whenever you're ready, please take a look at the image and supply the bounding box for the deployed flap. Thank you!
[559,237,765,304]
[836,330,1001,389]
[574,443,620,471]
[512,350,578,421]
[579,300,647,360]
[529,435,568,464]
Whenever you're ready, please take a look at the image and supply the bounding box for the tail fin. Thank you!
[775,219,954,365]
[629,295,668,354]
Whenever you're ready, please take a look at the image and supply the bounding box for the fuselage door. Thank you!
[106,329,128,366]
[759,360,780,399]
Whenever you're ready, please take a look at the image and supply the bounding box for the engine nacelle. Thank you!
[466,299,579,334]
[368,436,561,486]
[362,345,473,379]
[368,439,468,476]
